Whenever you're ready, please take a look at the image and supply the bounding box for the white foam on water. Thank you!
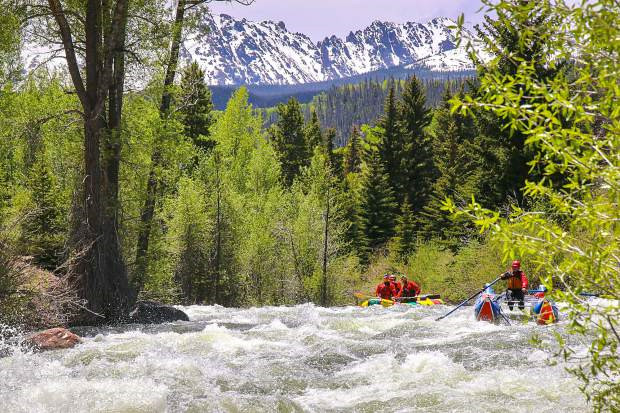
[0,304,589,412]
[13,378,168,413]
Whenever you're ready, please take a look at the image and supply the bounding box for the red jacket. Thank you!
[505,270,529,289]
[397,281,421,298]
[392,281,402,296]
[376,282,396,299]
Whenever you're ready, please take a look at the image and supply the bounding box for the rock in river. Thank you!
[27,327,81,351]
[129,301,190,324]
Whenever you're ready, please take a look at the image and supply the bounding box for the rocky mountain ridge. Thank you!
[183,14,481,85]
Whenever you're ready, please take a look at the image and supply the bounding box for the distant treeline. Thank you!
[261,77,472,147]
[210,67,475,111]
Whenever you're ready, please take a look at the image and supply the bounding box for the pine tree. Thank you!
[358,148,397,257]
[323,128,340,176]
[377,82,403,199]
[419,88,478,248]
[179,62,215,152]
[393,196,416,259]
[270,98,309,186]
[344,126,362,175]
[305,109,323,151]
[398,76,434,216]
[473,2,568,203]
[341,177,364,256]
[20,152,65,270]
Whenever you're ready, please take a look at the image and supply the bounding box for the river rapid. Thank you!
[0,304,587,412]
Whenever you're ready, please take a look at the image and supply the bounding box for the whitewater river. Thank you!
[0,304,587,412]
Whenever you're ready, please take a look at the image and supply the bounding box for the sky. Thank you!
[208,0,488,42]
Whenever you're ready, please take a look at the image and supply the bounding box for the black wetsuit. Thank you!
[507,288,525,310]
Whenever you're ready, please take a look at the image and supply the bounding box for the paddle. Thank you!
[499,311,511,325]
[353,291,372,300]
[435,276,503,321]
[395,294,441,301]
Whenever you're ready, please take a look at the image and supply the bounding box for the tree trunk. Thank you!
[49,0,132,324]
[320,188,330,307]
[214,154,222,304]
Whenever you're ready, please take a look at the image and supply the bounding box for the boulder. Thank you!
[27,327,81,351]
[129,301,189,324]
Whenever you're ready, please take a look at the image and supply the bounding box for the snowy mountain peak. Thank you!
[184,14,481,86]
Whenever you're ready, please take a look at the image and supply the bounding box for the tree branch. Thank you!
[47,0,88,110]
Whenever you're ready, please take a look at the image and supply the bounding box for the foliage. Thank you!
[304,109,323,151]
[179,62,215,152]
[377,84,403,200]
[392,197,416,260]
[261,77,471,147]
[344,126,362,175]
[419,88,479,248]
[471,0,568,203]
[354,239,502,304]
[270,98,309,186]
[450,0,620,409]
[357,135,398,257]
[404,239,503,303]
[0,1,22,87]
[398,76,435,214]
[19,151,66,270]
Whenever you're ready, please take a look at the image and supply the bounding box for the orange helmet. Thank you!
[511,260,521,269]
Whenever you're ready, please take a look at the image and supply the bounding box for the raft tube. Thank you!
[474,294,501,322]
[359,296,442,307]
[532,298,559,325]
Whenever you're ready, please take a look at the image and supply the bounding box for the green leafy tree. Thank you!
[450,1,620,410]
[206,87,283,306]
[179,62,215,152]
[0,2,22,87]
[134,0,253,297]
[165,177,209,304]
[270,98,309,186]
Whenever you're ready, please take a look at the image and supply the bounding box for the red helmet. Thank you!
[511,260,521,269]
[389,274,396,281]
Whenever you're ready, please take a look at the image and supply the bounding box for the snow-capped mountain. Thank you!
[184,14,482,86]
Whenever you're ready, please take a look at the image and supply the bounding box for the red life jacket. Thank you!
[506,270,529,289]
[376,283,396,299]
[392,281,402,296]
[398,281,421,297]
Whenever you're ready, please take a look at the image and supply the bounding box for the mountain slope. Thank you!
[184,14,481,86]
